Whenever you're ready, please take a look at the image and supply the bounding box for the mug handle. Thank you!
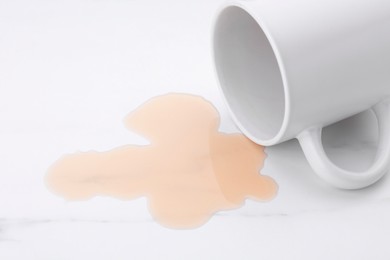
[297,100,390,189]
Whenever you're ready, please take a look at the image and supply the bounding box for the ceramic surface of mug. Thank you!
[212,0,390,189]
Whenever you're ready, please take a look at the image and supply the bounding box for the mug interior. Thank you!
[213,6,285,144]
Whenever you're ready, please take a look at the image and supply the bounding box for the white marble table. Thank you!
[1,0,390,259]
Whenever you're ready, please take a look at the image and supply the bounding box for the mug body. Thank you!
[213,0,390,146]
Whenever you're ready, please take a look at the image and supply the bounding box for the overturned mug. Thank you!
[212,0,390,189]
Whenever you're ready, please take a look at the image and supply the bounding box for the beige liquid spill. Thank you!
[46,94,277,228]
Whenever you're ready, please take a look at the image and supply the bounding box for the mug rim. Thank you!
[211,1,291,146]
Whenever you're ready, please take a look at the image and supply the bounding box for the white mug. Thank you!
[212,0,390,189]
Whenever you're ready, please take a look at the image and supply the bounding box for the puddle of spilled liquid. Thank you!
[46,94,277,229]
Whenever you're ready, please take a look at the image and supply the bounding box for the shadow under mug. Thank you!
[212,0,390,189]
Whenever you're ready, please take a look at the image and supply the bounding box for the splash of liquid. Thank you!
[46,94,277,228]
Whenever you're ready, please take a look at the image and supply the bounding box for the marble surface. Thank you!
[1,0,390,259]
